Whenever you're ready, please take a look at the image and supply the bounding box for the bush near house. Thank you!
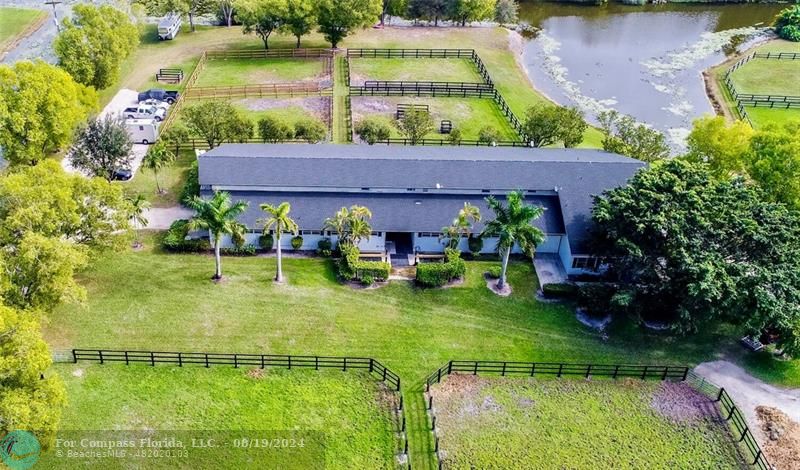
[291,235,304,250]
[338,244,391,282]
[542,282,579,299]
[578,283,617,317]
[416,248,466,287]
[259,234,274,251]
[486,265,501,279]
[162,220,211,253]
[317,238,333,257]
[220,245,258,256]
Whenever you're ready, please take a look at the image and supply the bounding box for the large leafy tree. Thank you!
[481,191,545,290]
[186,192,248,280]
[408,0,448,25]
[183,101,253,148]
[449,0,496,26]
[282,0,316,47]
[0,303,66,449]
[598,110,670,162]
[398,108,434,144]
[774,5,800,41]
[523,104,587,148]
[0,61,97,166]
[142,0,216,32]
[684,116,752,178]
[235,0,287,49]
[54,5,139,90]
[316,0,382,48]
[592,159,800,354]
[260,202,299,283]
[69,115,134,181]
[744,121,800,210]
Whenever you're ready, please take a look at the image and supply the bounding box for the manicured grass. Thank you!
[730,59,800,96]
[194,58,325,87]
[348,58,482,84]
[43,238,797,466]
[352,96,518,141]
[430,375,742,469]
[38,364,396,469]
[121,150,196,207]
[745,106,800,129]
[139,56,201,93]
[0,7,45,52]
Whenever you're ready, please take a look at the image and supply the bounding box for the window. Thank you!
[301,230,322,236]
[572,257,601,271]
[371,231,382,237]
[407,188,415,191]
[417,232,441,238]
[481,189,490,193]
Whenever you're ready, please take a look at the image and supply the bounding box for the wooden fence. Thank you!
[722,51,800,125]
[374,138,528,147]
[184,82,331,100]
[206,48,334,59]
[347,48,476,59]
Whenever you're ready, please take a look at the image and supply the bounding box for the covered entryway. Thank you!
[385,232,414,266]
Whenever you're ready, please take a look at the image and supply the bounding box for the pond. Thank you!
[518,1,786,150]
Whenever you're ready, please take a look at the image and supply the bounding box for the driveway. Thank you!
[61,89,149,178]
[694,360,800,442]
[142,206,193,230]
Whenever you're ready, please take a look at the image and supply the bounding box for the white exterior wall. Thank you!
[413,233,562,255]
[413,233,446,252]
[357,234,386,252]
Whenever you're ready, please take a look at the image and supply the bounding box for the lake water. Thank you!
[518,2,785,149]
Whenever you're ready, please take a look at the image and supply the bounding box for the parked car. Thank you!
[123,105,165,122]
[112,168,133,181]
[125,119,160,145]
[138,98,170,111]
[158,13,182,40]
[137,89,179,105]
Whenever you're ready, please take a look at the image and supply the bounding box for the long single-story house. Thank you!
[198,144,645,275]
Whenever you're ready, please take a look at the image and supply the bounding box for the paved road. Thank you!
[695,360,800,442]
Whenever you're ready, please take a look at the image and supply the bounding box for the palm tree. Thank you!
[481,191,545,290]
[323,207,350,245]
[259,202,298,283]
[323,205,372,247]
[129,194,150,248]
[347,217,372,246]
[440,203,481,249]
[186,192,249,280]
[142,142,175,194]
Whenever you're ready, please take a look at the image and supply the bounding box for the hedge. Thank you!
[416,248,466,287]
[338,244,390,281]
[220,244,258,256]
[259,234,274,251]
[162,220,211,253]
[541,282,579,299]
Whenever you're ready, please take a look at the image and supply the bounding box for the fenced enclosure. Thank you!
[183,82,331,100]
[723,50,800,125]
[423,360,772,470]
[346,48,526,142]
[70,348,409,466]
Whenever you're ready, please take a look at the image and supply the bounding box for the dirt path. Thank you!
[694,360,800,442]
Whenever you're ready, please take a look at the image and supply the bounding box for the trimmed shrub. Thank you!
[542,282,579,299]
[259,234,274,251]
[578,283,617,316]
[317,238,333,257]
[468,234,483,255]
[416,248,466,287]
[355,118,392,145]
[220,244,257,256]
[486,265,502,279]
[478,126,501,144]
[361,274,375,286]
[258,116,294,143]
[161,219,211,253]
[291,235,304,250]
[294,118,327,143]
[338,244,390,281]
[180,160,199,204]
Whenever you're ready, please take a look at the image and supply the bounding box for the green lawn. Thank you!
[121,150,196,207]
[45,236,796,467]
[0,7,45,52]
[744,106,800,129]
[139,56,201,93]
[348,58,482,84]
[352,96,519,141]
[430,376,742,469]
[194,58,326,87]
[730,58,800,96]
[38,364,397,469]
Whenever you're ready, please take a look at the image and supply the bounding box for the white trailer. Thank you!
[158,13,182,40]
[126,119,160,145]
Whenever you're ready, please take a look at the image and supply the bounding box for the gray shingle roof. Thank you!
[206,190,565,234]
[198,144,645,253]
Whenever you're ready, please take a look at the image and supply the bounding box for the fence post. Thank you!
[530,363,536,377]
[399,395,403,411]
[431,416,436,431]
[641,365,648,380]
[205,353,209,368]
[716,388,724,402]
[99,350,104,365]
[150,351,155,367]
[72,349,78,363]
[501,362,507,376]
[343,357,347,371]
[473,362,478,375]
[437,367,442,383]
[125,350,129,365]
[752,449,761,465]
[288,355,292,370]
[260,355,265,369]
[428,395,433,410]
[558,363,563,378]
[585,364,592,378]
[681,367,688,381]
[178,352,182,367]
[369,358,374,373]
[234,354,238,368]
[739,427,749,442]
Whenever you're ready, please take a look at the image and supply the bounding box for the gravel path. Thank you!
[694,360,800,443]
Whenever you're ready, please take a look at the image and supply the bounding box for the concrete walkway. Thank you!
[142,206,193,230]
[533,253,567,286]
[694,360,800,442]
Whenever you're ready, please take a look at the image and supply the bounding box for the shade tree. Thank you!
[69,115,134,181]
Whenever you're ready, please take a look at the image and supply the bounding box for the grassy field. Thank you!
[121,150,196,207]
[194,58,327,87]
[348,58,482,84]
[351,96,518,141]
[710,39,800,129]
[429,375,742,469]
[38,364,397,469]
[0,7,45,53]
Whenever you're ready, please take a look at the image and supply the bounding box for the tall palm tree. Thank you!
[259,202,298,283]
[323,207,350,245]
[481,191,545,290]
[129,194,150,248]
[440,203,481,249]
[323,205,372,247]
[186,192,248,280]
[142,142,175,194]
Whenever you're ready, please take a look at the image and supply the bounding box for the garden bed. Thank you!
[429,375,744,469]
[39,364,398,469]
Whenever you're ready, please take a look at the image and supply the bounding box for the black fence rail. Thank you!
[363,80,493,90]
[723,50,799,125]
[347,48,475,59]
[753,51,800,60]
[685,371,772,470]
[72,349,401,391]
[206,48,334,59]
[374,138,528,147]
[425,360,689,390]
[344,95,354,142]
